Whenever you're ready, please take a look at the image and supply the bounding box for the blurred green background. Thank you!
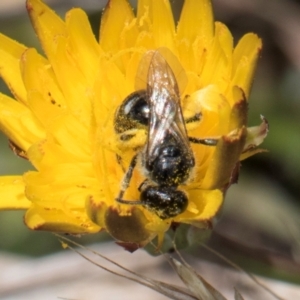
[0,0,299,284]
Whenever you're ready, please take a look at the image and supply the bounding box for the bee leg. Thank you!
[185,112,202,124]
[116,154,126,173]
[138,179,150,192]
[185,113,218,145]
[188,136,219,146]
[115,154,142,205]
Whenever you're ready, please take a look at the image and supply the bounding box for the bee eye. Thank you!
[114,90,149,134]
[124,91,149,125]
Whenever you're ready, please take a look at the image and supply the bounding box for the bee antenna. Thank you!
[115,198,143,206]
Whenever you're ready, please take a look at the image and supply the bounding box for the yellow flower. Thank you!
[0,0,267,248]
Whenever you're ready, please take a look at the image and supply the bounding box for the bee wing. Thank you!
[135,48,187,96]
[146,51,191,164]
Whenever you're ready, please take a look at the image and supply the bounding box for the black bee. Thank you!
[114,50,217,219]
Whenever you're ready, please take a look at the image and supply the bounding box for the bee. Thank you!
[114,50,218,219]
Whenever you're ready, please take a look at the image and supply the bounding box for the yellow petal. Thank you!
[49,35,93,125]
[124,51,145,92]
[184,189,223,220]
[20,48,67,114]
[25,204,100,233]
[119,17,139,55]
[0,93,45,151]
[228,87,248,131]
[26,0,67,59]
[27,137,83,169]
[215,22,233,64]
[91,142,123,207]
[201,127,247,189]
[177,0,214,74]
[92,55,129,128]
[65,8,101,83]
[232,33,262,98]
[100,0,135,53]
[137,0,151,30]
[186,85,231,136]
[200,23,233,91]
[0,176,31,210]
[137,0,177,51]
[150,0,176,51]
[28,92,92,161]
[0,34,27,103]
[24,170,97,210]
[197,189,223,219]
[177,0,214,44]
[240,148,268,161]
